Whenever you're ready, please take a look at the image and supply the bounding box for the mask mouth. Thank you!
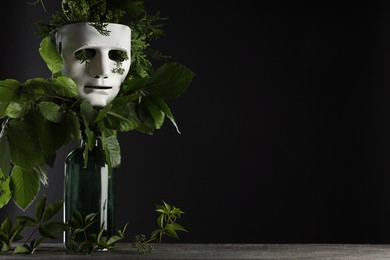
[84,85,112,90]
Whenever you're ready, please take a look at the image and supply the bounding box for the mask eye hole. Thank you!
[109,50,128,62]
[74,48,96,62]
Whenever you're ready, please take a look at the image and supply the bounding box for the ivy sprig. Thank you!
[132,201,187,254]
[66,211,128,255]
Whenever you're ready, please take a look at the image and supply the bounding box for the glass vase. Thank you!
[63,139,115,248]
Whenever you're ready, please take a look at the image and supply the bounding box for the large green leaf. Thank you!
[7,121,38,169]
[94,103,113,123]
[120,77,148,95]
[39,37,63,75]
[147,62,194,99]
[38,102,64,123]
[0,171,11,209]
[138,97,165,130]
[51,77,78,98]
[40,120,72,156]
[106,95,141,131]
[106,110,139,132]
[0,79,19,103]
[80,100,98,125]
[0,130,11,175]
[0,103,9,118]
[102,134,121,168]
[10,166,40,210]
[25,78,56,93]
[150,96,180,134]
[5,101,31,119]
[34,165,48,187]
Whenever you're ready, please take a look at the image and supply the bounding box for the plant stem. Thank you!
[83,229,88,242]
[24,227,38,244]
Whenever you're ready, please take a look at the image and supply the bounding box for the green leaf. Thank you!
[107,235,123,245]
[162,201,171,212]
[15,216,38,227]
[168,223,188,233]
[94,103,113,123]
[51,77,78,97]
[39,37,63,75]
[147,62,194,99]
[1,217,11,234]
[10,166,40,210]
[13,244,31,254]
[0,174,11,208]
[150,229,162,242]
[81,100,98,125]
[71,211,83,227]
[1,241,9,253]
[83,119,96,152]
[65,112,81,144]
[43,221,67,234]
[0,129,11,175]
[157,214,164,229]
[107,95,141,131]
[106,110,138,132]
[38,226,57,239]
[118,222,128,238]
[102,134,121,168]
[85,212,97,224]
[0,79,19,103]
[35,195,47,222]
[24,78,56,94]
[164,224,179,239]
[10,220,25,239]
[97,240,110,249]
[151,96,181,134]
[5,101,30,119]
[43,200,64,222]
[97,227,105,242]
[121,77,148,94]
[136,98,164,131]
[34,165,49,187]
[38,101,64,123]
[171,207,185,216]
[0,103,9,118]
[7,121,38,169]
[40,119,72,156]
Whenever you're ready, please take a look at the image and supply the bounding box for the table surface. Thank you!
[3,243,390,259]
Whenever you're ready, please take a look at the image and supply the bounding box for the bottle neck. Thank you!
[79,136,103,149]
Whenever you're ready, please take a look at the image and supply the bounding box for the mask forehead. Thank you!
[57,23,131,53]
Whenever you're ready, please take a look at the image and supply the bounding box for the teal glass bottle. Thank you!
[64,138,115,247]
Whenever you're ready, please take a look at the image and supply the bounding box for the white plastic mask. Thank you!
[55,23,131,107]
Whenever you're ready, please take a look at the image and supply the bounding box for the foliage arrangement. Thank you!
[0,0,193,210]
[35,0,166,78]
[0,197,186,255]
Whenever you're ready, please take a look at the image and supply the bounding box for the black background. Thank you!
[1,1,390,244]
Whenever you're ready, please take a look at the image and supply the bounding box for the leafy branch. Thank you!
[0,195,66,254]
[66,211,128,254]
[132,201,187,254]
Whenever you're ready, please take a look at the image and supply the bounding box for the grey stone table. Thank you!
[3,243,390,259]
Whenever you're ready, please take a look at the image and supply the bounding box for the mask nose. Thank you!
[88,51,110,79]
